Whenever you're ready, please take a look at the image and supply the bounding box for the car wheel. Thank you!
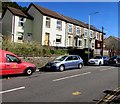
[78,63,83,69]
[25,68,33,76]
[59,65,65,72]
[99,62,101,66]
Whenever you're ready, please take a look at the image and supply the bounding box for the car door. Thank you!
[72,56,80,68]
[64,56,73,69]
[5,54,23,74]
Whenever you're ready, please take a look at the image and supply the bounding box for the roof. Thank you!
[86,24,102,33]
[107,36,120,41]
[61,15,86,27]
[2,7,33,20]
[27,3,102,32]
[27,3,67,21]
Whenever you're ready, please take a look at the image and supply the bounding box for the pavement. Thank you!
[0,65,119,103]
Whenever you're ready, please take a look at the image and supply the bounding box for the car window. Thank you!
[6,54,20,63]
[72,56,79,60]
[66,56,73,61]
[94,56,102,59]
[103,56,108,59]
[55,56,67,61]
[111,56,117,59]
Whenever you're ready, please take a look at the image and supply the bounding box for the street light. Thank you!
[88,12,99,60]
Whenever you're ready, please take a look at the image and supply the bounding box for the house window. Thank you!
[75,39,82,47]
[56,20,62,30]
[96,32,99,40]
[46,17,50,28]
[78,39,82,47]
[84,29,88,38]
[56,35,61,43]
[68,24,73,33]
[17,32,23,40]
[90,31,93,38]
[76,27,81,35]
[18,17,24,27]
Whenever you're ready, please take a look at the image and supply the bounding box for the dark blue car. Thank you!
[45,55,84,71]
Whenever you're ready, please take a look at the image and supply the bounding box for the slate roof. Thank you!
[27,3,67,21]
[28,3,102,32]
[2,7,33,20]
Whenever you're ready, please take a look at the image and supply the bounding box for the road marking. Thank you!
[72,91,81,96]
[0,86,25,94]
[100,67,116,71]
[53,72,91,82]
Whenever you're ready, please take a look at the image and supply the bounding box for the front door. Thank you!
[45,33,50,46]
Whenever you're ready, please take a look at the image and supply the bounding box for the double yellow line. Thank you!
[96,87,120,104]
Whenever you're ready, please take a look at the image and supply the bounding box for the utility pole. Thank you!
[101,26,105,56]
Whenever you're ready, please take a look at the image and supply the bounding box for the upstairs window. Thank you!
[96,32,99,40]
[84,29,88,38]
[76,27,81,35]
[56,20,62,31]
[68,24,73,33]
[18,17,24,27]
[90,31,93,38]
[46,17,50,28]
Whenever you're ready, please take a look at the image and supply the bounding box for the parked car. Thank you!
[88,56,109,66]
[0,50,36,76]
[44,55,84,71]
[107,56,120,66]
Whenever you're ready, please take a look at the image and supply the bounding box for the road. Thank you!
[1,66,119,103]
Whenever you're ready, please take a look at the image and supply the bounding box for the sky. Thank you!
[16,2,118,38]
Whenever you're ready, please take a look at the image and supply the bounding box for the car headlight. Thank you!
[95,60,98,62]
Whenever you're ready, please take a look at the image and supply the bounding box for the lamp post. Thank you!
[88,12,99,60]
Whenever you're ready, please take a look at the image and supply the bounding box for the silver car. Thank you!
[45,55,84,71]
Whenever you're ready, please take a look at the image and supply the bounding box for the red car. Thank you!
[0,50,36,76]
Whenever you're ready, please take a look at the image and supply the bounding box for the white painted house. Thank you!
[2,3,103,53]
[2,7,33,43]
[27,3,67,47]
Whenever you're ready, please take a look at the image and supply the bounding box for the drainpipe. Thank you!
[12,15,15,43]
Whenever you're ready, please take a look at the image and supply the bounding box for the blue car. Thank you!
[44,55,84,71]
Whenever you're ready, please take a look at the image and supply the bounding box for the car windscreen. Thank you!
[94,56,102,59]
[54,56,67,61]
[111,56,117,59]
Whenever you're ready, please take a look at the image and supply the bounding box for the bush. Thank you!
[2,37,67,57]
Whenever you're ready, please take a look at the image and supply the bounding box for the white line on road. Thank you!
[53,72,91,82]
[0,86,25,94]
[100,67,116,71]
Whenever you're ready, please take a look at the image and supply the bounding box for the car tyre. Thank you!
[25,68,33,76]
[99,62,101,66]
[59,65,65,72]
[78,63,83,69]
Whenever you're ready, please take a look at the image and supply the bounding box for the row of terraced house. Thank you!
[2,3,105,55]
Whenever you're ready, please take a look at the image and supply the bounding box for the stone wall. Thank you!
[20,57,55,68]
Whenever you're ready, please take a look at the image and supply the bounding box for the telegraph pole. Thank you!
[101,26,105,56]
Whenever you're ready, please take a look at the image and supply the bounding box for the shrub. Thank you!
[2,37,67,57]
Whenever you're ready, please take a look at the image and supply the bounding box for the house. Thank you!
[27,3,67,47]
[2,3,103,55]
[2,7,33,43]
[104,36,120,56]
